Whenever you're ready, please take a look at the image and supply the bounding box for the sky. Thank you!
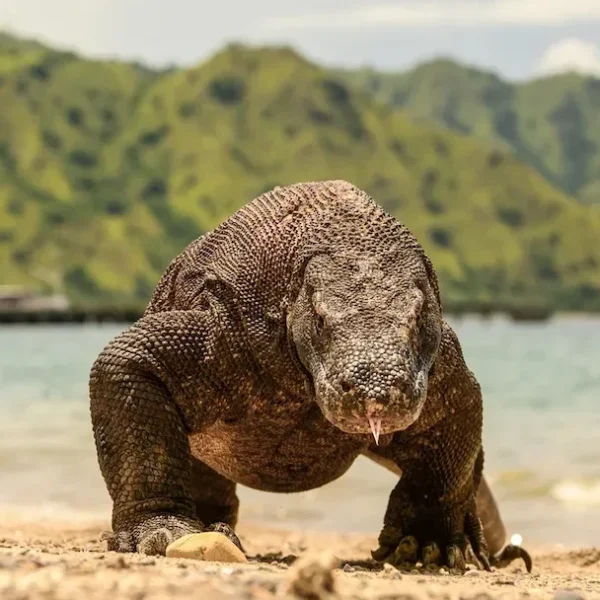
[1,0,599,80]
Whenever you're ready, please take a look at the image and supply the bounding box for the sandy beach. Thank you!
[2,322,600,599]
[0,519,598,600]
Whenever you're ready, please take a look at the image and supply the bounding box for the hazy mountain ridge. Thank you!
[339,58,600,205]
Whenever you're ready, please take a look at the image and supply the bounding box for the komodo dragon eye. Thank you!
[309,288,327,337]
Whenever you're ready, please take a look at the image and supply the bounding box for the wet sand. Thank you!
[0,519,598,599]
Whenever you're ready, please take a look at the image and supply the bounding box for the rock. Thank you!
[283,551,339,599]
[106,556,129,569]
[382,563,402,579]
[165,533,248,563]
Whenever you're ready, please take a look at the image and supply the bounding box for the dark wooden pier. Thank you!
[0,302,555,324]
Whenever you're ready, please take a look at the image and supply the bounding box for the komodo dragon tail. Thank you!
[476,475,533,572]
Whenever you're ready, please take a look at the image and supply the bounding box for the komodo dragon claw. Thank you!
[491,544,533,573]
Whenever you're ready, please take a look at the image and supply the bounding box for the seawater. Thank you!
[0,317,599,546]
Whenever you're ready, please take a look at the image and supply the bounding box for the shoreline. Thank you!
[0,305,568,324]
[0,520,598,599]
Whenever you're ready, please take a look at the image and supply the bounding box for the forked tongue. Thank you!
[368,416,382,445]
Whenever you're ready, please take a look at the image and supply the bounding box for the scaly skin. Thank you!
[90,180,531,572]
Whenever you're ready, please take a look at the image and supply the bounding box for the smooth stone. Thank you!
[165,532,248,563]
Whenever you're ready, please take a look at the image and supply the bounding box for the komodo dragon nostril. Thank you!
[339,379,353,393]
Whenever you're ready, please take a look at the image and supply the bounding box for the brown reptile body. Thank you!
[90,180,530,572]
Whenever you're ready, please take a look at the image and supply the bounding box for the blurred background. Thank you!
[1,0,599,548]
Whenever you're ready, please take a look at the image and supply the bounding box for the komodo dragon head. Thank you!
[288,250,442,443]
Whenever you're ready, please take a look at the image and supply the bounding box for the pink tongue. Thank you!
[368,416,382,445]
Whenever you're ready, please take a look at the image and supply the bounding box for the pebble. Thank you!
[106,556,129,570]
[283,551,339,598]
[382,563,402,580]
[464,569,481,577]
[165,533,248,563]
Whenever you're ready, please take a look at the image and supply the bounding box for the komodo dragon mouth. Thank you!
[311,361,429,444]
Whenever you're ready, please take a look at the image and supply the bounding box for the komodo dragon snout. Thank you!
[287,252,442,443]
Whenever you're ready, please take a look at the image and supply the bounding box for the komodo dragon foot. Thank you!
[101,516,243,556]
[371,495,533,574]
[372,534,532,574]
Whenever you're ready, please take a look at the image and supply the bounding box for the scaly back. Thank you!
[146,180,440,317]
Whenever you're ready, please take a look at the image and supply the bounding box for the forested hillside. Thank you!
[340,59,600,205]
[1,34,600,310]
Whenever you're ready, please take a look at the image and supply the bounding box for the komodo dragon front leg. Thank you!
[89,310,241,555]
[364,452,506,553]
[367,324,532,572]
[370,402,491,571]
[365,447,532,572]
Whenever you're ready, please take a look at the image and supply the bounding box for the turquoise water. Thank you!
[0,317,599,547]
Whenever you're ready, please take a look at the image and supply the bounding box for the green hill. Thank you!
[339,59,600,205]
[2,34,600,310]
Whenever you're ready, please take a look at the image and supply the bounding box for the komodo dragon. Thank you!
[90,180,531,572]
